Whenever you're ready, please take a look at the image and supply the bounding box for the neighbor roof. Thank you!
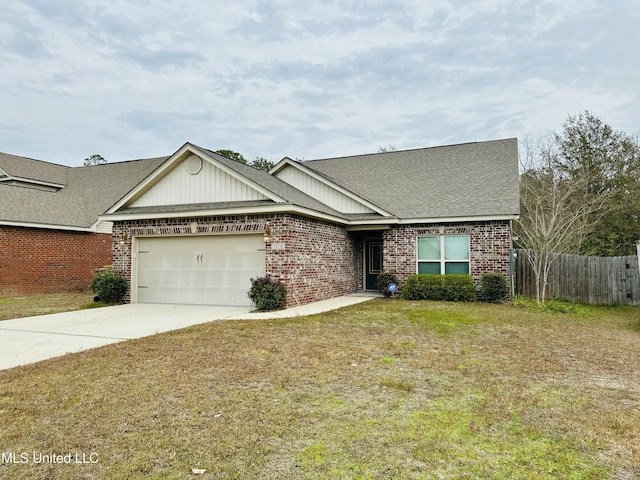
[299,138,520,220]
[0,154,167,230]
[0,152,69,187]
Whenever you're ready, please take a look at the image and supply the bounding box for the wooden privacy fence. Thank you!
[514,249,640,306]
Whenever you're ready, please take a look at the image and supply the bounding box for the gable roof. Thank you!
[2,137,520,231]
[0,154,167,230]
[106,143,349,222]
[299,138,520,221]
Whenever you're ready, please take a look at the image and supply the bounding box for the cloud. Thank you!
[0,0,638,165]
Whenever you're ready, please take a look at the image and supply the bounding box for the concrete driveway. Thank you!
[0,303,252,371]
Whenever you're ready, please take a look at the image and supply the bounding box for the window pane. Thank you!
[418,262,441,274]
[444,235,469,260]
[418,236,440,260]
[445,262,469,274]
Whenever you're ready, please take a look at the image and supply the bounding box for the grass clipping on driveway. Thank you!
[1,300,639,479]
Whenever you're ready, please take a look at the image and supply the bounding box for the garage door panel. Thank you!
[136,235,265,306]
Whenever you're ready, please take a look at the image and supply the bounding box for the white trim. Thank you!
[0,176,66,189]
[0,220,95,232]
[101,206,518,229]
[100,204,350,225]
[345,224,391,232]
[397,214,519,224]
[416,234,470,274]
[272,158,391,216]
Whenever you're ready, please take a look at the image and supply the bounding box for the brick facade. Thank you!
[112,213,359,307]
[111,215,511,307]
[382,220,513,292]
[0,225,112,296]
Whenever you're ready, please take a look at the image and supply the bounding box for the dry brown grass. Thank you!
[0,292,96,320]
[0,299,638,479]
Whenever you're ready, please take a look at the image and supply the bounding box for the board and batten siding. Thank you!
[275,165,374,214]
[131,158,268,207]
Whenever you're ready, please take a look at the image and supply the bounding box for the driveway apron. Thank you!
[0,304,251,370]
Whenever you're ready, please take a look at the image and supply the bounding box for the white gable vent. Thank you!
[185,154,203,175]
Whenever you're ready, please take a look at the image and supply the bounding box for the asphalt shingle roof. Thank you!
[0,155,167,228]
[1,138,520,229]
[300,138,520,219]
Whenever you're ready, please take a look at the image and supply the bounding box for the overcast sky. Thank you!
[1,1,638,166]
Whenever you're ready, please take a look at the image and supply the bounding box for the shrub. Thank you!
[90,267,128,304]
[375,270,399,298]
[400,274,477,302]
[248,276,287,311]
[481,273,509,303]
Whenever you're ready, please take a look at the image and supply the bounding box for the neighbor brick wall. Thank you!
[0,225,112,296]
[383,220,513,292]
[112,213,359,307]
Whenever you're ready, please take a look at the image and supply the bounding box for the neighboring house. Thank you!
[99,138,519,307]
[0,153,166,296]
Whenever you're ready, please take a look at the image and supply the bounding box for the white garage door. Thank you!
[135,235,265,306]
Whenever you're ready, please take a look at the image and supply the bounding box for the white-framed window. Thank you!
[417,235,470,274]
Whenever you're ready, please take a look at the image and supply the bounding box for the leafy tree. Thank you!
[552,111,640,255]
[215,149,247,164]
[84,154,107,166]
[251,156,275,171]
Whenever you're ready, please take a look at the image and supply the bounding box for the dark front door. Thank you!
[365,239,383,290]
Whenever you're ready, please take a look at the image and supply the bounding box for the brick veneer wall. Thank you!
[267,214,359,306]
[0,225,112,296]
[112,213,359,307]
[382,220,513,292]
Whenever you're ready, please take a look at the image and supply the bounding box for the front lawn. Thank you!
[0,300,638,479]
[0,292,98,321]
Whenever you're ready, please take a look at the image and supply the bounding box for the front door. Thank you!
[365,239,383,290]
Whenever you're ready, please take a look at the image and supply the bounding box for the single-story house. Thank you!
[0,152,166,296]
[1,138,519,306]
[99,138,519,307]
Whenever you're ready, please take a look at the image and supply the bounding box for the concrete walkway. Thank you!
[0,294,377,371]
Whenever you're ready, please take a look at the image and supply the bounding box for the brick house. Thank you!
[100,139,519,307]
[0,153,165,296]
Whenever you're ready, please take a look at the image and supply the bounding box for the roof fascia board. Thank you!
[0,220,94,232]
[394,214,519,224]
[0,176,66,189]
[272,158,392,216]
[100,204,350,225]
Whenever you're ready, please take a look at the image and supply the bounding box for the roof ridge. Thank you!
[302,137,517,163]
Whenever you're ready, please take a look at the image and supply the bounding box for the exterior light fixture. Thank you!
[263,227,272,243]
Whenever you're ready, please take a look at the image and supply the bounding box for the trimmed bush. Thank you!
[481,272,509,303]
[375,270,399,298]
[90,267,128,304]
[400,274,477,302]
[248,276,287,311]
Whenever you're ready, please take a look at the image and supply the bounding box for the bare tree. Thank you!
[516,134,611,303]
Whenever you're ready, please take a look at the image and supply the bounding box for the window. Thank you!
[417,235,470,274]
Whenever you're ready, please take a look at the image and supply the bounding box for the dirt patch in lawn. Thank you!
[0,292,96,320]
